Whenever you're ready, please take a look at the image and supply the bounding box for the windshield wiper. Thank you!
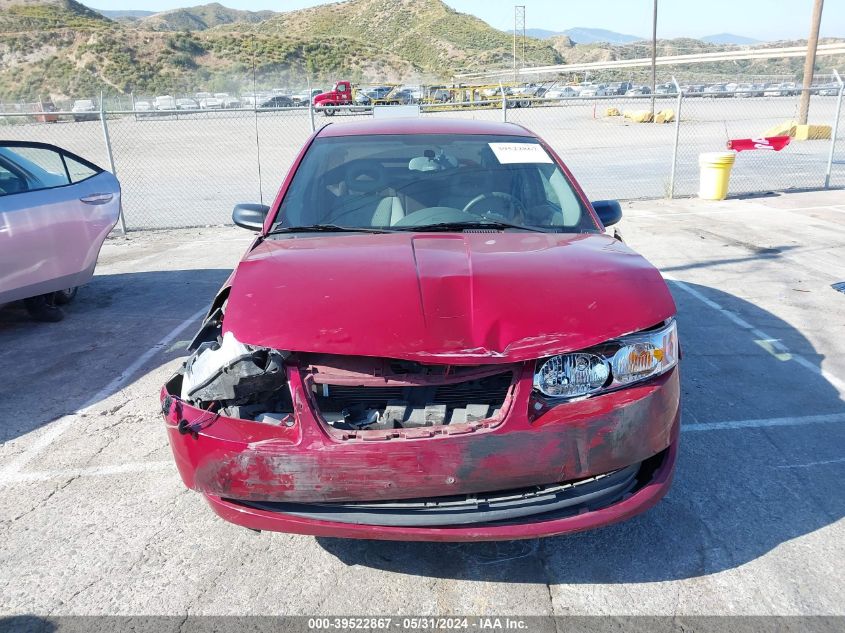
[265,224,393,236]
[393,221,548,233]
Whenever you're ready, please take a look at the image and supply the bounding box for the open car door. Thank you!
[0,141,121,304]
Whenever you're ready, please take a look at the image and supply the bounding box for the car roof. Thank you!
[317,118,534,138]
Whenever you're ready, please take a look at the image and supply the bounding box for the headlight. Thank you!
[533,320,678,399]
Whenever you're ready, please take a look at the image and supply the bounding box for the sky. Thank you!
[88,0,845,41]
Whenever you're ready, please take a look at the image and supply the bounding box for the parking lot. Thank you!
[1,188,844,619]
[2,94,842,229]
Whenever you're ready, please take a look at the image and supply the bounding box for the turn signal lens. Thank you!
[611,320,678,385]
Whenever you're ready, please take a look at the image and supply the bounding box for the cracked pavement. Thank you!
[1,192,844,617]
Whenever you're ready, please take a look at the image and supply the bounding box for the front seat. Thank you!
[371,196,405,226]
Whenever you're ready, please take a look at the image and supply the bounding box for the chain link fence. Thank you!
[1,79,842,231]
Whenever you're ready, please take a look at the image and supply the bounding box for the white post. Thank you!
[100,92,127,235]
[825,69,843,189]
[308,77,316,132]
[669,76,683,199]
[500,81,507,122]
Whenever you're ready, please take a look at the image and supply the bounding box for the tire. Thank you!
[24,294,64,322]
[323,106,335,117]
[519,100,531,108]
[54,287,78,305]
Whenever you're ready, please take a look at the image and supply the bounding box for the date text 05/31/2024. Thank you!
[307,617,530,630]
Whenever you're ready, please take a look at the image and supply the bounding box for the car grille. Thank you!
[313,371,514,428]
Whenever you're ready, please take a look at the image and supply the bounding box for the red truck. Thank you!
[312,80,354,115]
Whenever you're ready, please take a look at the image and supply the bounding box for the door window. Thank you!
[0,144,102,196]
[0,160,28,196]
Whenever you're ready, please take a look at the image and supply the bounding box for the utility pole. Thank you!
[798,0,824,124]
[651,0,658,117]
[514,5,525,82]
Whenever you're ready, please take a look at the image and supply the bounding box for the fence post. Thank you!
[668,76,683,199]
[100,91,127,235]
[309,93,316,132]
[825,69,843,189]
[500,81,507,122]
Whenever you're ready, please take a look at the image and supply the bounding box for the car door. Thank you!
[0,142,121,304]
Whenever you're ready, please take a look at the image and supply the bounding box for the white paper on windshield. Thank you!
[488,142,553,164]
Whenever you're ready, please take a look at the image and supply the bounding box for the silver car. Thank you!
[0,141,121,321]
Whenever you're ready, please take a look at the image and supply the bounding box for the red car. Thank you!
[161,119,679,541]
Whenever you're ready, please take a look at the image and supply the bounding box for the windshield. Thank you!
[275,134,596,233]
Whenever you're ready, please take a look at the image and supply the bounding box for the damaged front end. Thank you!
[161,301,680,540]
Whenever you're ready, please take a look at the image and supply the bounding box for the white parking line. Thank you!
[667,276,845,394]
[0,307,207,484]
[2,460,174,483]
[682,412,845,433]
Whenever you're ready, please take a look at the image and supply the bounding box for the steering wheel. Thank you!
[463,192,527,218]
[344,163,385,193]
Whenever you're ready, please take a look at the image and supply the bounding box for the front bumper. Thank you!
[161,365,680,540]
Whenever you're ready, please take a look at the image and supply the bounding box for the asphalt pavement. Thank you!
[0,190,843,619]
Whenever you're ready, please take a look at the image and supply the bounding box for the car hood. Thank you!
[222,232,675,364]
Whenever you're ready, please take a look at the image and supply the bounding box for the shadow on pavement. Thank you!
[317,282,845,583]
[0,615,56,633]
[0,269,229,443]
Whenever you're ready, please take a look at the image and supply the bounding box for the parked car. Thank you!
[259,95,294,108]
[764,83,794,97]
[426,86,450,103]
[607,82,632,95]
[393,88,417,105]
[134,100,153,114]
[734,83,755,97]
[680,84,704,96]
[654,83,677,96]
[71,99,98,121]
[161,118,681,541]
[626,85,651,96]
[579,84,608,97]
[154,95,177,111]
[545,86,579,98]
[291,88,323,106]
[703,84,730,98]
[819,83,841,96]
[214,93,240,108]
[176,98,200,110]
[0,141,120,321]
[198,94,223,109]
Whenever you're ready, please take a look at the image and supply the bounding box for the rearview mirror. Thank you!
[232,203,270,231]
[591,200,622,227]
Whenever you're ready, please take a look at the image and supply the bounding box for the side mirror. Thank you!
[232,203,270,231]
[591,199,622,227]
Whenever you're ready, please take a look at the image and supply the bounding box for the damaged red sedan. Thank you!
[161,119,679,541]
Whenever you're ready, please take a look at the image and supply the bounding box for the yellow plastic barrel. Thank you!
[698,151,736,200]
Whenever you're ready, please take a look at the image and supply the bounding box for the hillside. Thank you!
[138,3,277,31]
[0,0,841,104]
[254,0,563,74]
[0,0,111,30]
[0,0,419,100]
